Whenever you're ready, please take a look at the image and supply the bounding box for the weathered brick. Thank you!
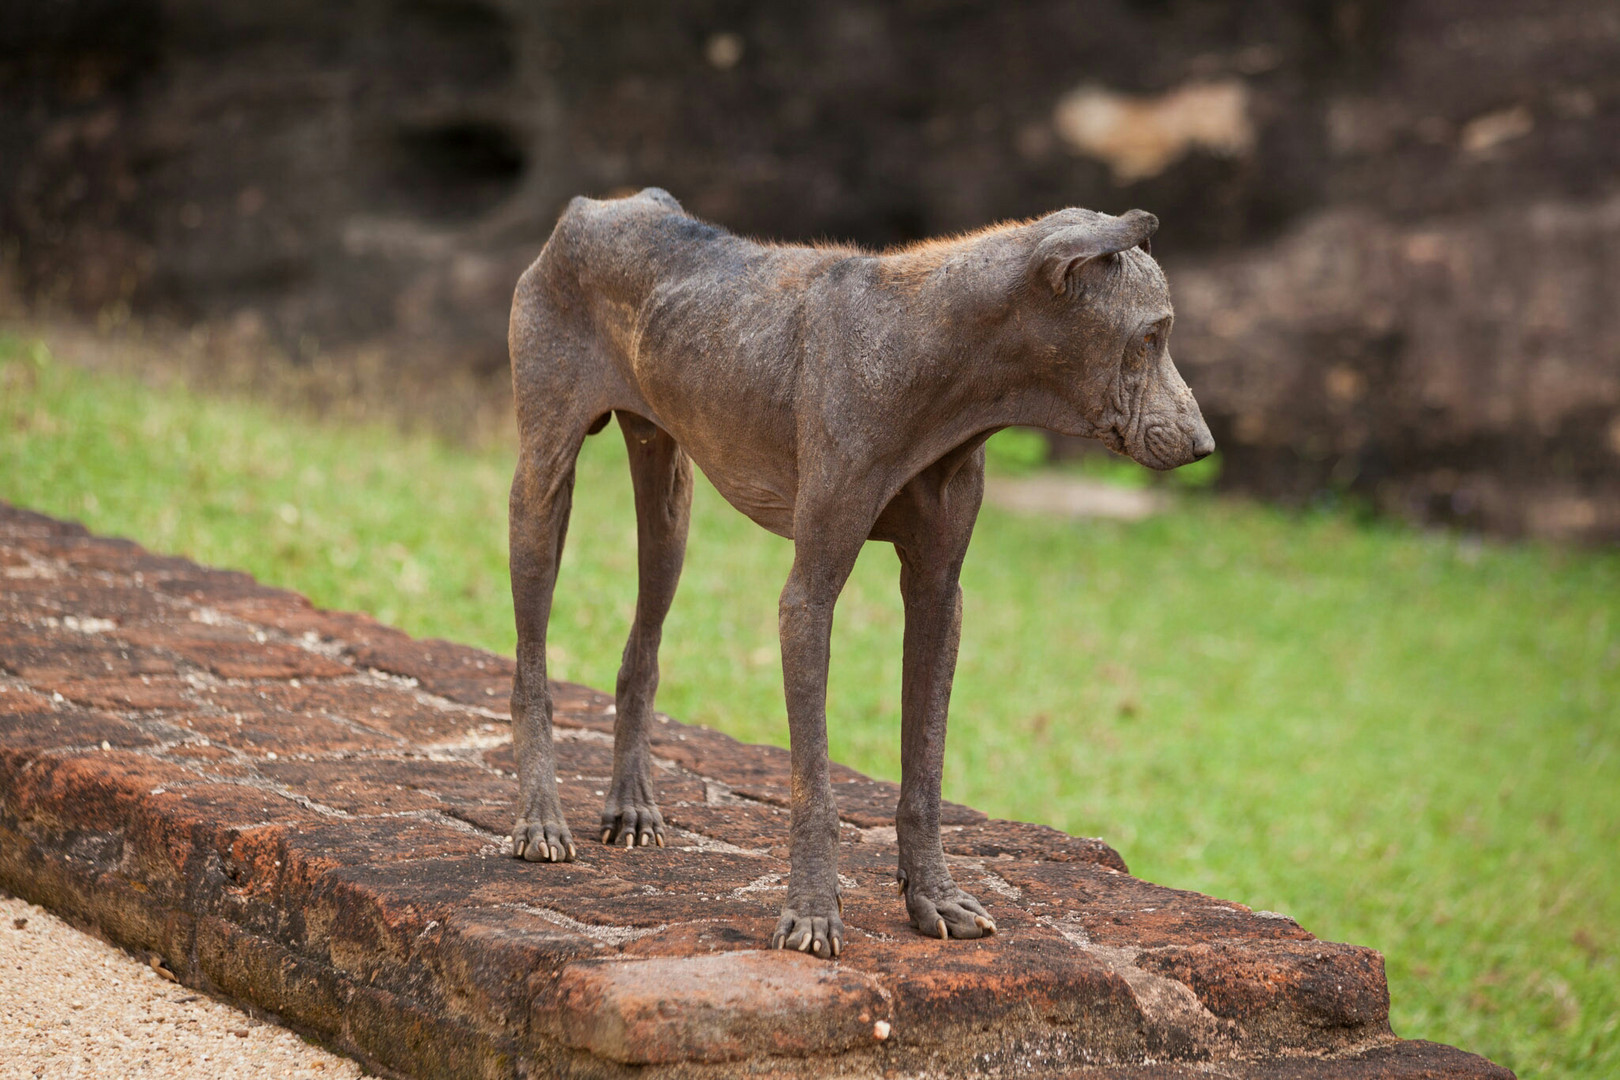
[5,633,177,680]
[12,581,172,624]
[154,566,297,606]
[166,708,393,755]
[166,637,355,679]
[0,685,55,715]
[1135,940,1391,1047]
[45,675,195,711]
[196,915,349,1034]
[199,679,476,746]
[256,757,482,815]
[943,817,1128,871]
[552,950,890,1064]
[431,907,596,1032]
[0,706,159,757]
[347,636,514,706]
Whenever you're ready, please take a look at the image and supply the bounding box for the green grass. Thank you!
[3,334,1617,1076]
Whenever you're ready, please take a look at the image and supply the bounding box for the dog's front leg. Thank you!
[770,525,865,960]
[892,462,995,939]
[894,547,995,938]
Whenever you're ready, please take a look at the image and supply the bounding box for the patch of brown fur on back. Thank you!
[768,250,859,291]
[755,236,863,256]
[872,218,1043,288]
[880,216,1042,260]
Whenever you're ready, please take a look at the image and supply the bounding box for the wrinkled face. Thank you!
[1102,298,1215,471]
[1051,246,1215,471]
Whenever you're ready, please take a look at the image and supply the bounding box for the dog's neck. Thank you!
[869,231,1109,458]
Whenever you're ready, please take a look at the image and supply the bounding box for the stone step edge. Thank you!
[0,816,1516,1080]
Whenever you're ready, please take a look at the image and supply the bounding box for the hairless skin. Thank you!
[505,188,1213,959]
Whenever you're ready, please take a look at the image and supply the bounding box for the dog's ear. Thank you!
[1031,210,1159,296]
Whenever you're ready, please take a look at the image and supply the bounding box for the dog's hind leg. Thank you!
[508,431,586,863]
[600,411,692,848]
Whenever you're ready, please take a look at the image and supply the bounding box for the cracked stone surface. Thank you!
[0,503,1514,1079]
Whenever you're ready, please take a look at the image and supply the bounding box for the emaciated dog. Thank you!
[506,188,1213,960]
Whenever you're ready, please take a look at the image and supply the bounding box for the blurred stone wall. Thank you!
[3,0,1618,539]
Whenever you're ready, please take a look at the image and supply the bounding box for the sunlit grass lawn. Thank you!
[3,335,1616,1077]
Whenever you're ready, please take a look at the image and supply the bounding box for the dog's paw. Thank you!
[598,792,666,848]
[511,816,575,863]
[897,869,996,940]
[770,902,845,959]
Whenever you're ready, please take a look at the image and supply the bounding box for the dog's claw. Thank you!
[774,908,844,961]
[599,800,665,850]
[512,817,574,864]
[901,874,994,940]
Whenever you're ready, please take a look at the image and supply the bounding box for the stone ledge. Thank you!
[0,503,1514,1078]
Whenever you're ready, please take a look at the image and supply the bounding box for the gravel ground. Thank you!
[1,891,366,1079]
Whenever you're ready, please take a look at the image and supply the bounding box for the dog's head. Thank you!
[1020,209,1214,471]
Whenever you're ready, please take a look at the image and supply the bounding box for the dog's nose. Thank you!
[1191,431,1216,461]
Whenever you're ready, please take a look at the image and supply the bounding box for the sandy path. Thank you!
[1,891,366,1079]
